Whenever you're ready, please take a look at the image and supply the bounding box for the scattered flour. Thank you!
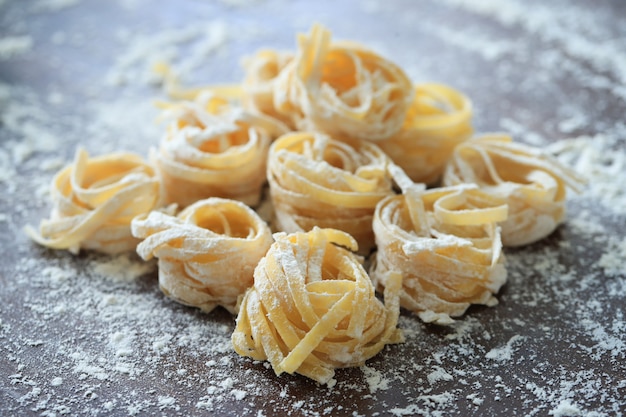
[439,0,626,102]
[0,0,624,416]
[361,365,390,394]
[427,366,454,385]
[485,335,525,362]
[106,21,230,87]
[0,36,33,60]
[91,253,155,283]
[597,236,626,277]
[549,399,583,417]
[32,0,83,12]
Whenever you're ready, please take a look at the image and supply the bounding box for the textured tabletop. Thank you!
[1,0,625,416]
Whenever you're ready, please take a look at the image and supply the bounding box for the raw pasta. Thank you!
[154,91,289,208]
[131,198,273,313]
[268,131,392,255]
[23,21,589,388]
[26,148,162,254]
[443,134,586,246]
[272,23,413,141]
[232,227,403,384]
[153,61,243,102]
[377,83,473,185]
[371,164,508,325]
[241,49,294,126]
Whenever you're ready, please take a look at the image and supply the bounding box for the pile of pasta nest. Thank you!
[27,24,585,385]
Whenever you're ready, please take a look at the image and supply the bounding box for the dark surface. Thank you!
[1,0,625,416]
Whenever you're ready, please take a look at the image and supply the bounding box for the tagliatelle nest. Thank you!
[272,23,414,141]
[26,148,162,254]
[268,131,393,255]
[370,165,508,325]
[443,134,586,246]
[377,83,473,185]
[232,227,403,385]
[154,92,289,208]
[131,198,273,313]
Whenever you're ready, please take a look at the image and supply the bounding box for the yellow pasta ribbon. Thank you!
[268,131,393,254]
[378,83,473,184]
[25,148,162,254]
[273,23,413,141]
[154,91,289,208]
[370,164,508,325]
[232,227,402,385]
[443,133,586,246]
[153,61,243,102]
[131,197,273,313]
[241,49,294,126]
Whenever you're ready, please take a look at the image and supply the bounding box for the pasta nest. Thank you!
[371,165,508,325]
[155,92,289,208]
[26,148,162,254]
[443,134,586,246]
[268,131,393,255]
[377,83,473,185]
[131,198,273,313]
[232,227,403,385]
[272,23,413,141]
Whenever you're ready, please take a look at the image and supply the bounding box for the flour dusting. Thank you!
[1,0,625,416]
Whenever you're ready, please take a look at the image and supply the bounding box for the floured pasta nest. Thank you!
[26,148,162,254]
[252,23,414,141]
[232,227,403,385]
[268,131,392,255]
[443,134,586,246]
[131,198,273,313]
[154,92,288,208]
[377,83,473,185]
[371,166,509,325]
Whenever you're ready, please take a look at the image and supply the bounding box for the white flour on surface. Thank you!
[106,21,230,87]
[484,335,525,362]
[1,0,625,416]
[439,0,626,102]
[0,36,33,60]
[31,0,83,12]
